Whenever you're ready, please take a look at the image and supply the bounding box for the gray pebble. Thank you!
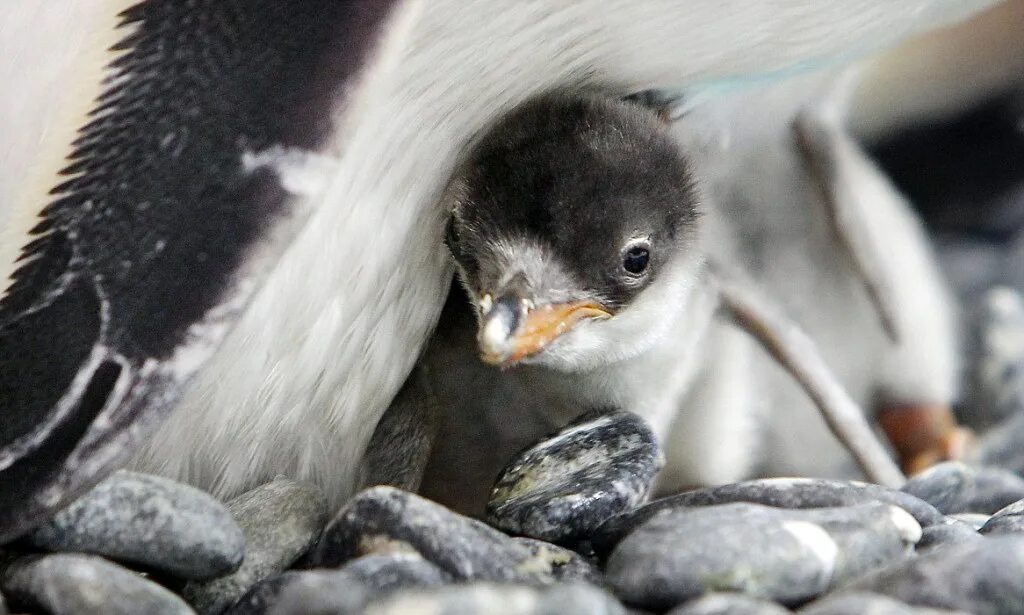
[975,412,1024,475]
[27,471,244,580]
[667,593,791,614]
[900,462,1024,515]
[487,411,663,543]
[946,513,990,530]
[1,554,194,615]
[594,478,940,557]
[915,520,982,554]
[512,538,602,584]
[980,498,1024,535]
[333,551,452,594]
[309,486,555,583]
[182,479,327,614]
[362,583,625,615]
[799,592,969,614]
[961,286,1024,430]
[846,535,1024,614]
[227,552,448,615]
[606,502,918,610]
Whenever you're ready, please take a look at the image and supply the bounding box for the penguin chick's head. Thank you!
[445,93,701,370]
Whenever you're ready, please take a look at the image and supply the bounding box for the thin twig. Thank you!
[714,270,905,488]
[793,106,901,343]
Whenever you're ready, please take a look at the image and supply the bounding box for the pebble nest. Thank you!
[4,286,1024,615]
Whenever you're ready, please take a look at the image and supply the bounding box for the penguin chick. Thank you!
[404,79,956,513]
[445,94,703,373]
[398,93,728,513]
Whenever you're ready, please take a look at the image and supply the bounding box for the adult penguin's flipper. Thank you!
[0,0,407,543]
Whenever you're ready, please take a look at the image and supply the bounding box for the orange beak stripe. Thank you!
[480,300,611,366]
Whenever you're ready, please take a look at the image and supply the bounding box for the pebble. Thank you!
[487,410,662,543]
[1,553,195,615]
[915,520,982,553]
[512,537,602,584]
[309,486,555,583]
[900,462,1024,515]
[799,592,969,614]
[960,286,1024,430]
[976,412,1024,478]
[594,478,941,556]
[361,582,625,615]
[946,513,990,530]
[845,535,1024,614]
[27,471,244,580]
[980,498,1024,535]
[606,502,918,610]
[226,552,448,615]
[181,479,327,614]
[667,593,792,614]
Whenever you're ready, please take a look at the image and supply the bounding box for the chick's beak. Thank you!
[476,291,611,366]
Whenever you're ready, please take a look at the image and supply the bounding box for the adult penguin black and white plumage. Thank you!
[0,0,1006,542]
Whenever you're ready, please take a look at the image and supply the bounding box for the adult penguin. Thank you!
[0,0,1003,542]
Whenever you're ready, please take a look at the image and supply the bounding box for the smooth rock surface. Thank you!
[606,502,918,610]
[901,462,1024,515]
[182,479,327,614]
[512,538,602,584]
[800,592,969,614]
[915,520,982,553]
[487,410,662,543]
[961,286,1024,430]
[310,486,554,583]
[846,536,1024,614]
[227,552,448,615]
[976,412,1024,475]
[1,554,195,615]
[668,593,792,614]
[594,478,941,556]
[362,583,625,615]
[979,498,1024,535]
[27,471,244,580]
[946,513,989,529]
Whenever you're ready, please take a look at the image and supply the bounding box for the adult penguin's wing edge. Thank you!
[0,0,411,543]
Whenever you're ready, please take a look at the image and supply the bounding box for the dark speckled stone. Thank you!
[487,410,663,543]
[512,538,602,584]
[27,471,243,580]
[309,486,555,583]
[1,554,194,615]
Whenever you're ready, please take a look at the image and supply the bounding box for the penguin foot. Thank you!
[877,404,974,476]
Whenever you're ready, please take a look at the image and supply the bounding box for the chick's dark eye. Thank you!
[623,246,650,275]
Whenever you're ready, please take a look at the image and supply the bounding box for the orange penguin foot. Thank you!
[877,404,974,476]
